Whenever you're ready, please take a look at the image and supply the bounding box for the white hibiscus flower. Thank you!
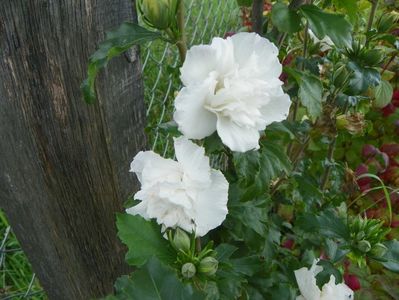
[126,136,229,237]
[294,259,354,300]
[173,32,291,152]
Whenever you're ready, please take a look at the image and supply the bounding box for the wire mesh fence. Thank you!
[0,1,240,299]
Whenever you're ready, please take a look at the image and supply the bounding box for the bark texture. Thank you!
[0,0,146,299]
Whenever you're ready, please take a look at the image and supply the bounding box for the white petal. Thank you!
[294,260,323,300]
[173,136,211,186]
[320,275,354,300]
[261,90,291,126]
[193,169,229,236]
[126,201,149,219]
[210,37,236,78]
[180,45,218,86]
[216,116,260,152]
[130,151,180,186]
[173,78,218,139]
[230,32,282,79]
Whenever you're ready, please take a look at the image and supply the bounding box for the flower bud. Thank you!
[138,0,178,30]
[198,257,218,276]
[344,273,361,291]
[181,262,196,279]
[357,240,371,253]
[355,231,365,241]
[171,228,191,253]
[362,144,377,158]
[370,243,388,258]
[333,65,349,87]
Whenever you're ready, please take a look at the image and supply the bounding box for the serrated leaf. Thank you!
[108,257,204,300]
[296,210,350,239]
[332,0,357,22]
[215,244,239,262]
[298,72,323,118]
[233,142,291,198]
[116,213,174,266]
[382,240,399,273]
[300,4,352,49]
[230,256,262,276]
[347,62,381,95]
[374,79,393,108]
[230,198,269,236]
[82,22,161,103]
[271,2,302,34]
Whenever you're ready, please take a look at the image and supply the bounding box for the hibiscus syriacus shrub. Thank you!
[83,0,399,299]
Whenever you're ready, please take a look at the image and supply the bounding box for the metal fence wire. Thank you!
[0,1,240,299]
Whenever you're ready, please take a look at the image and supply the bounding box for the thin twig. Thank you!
[365,0,379,45]
[176,0,187,63]
[320,136,337,190]
[252,0,264,34]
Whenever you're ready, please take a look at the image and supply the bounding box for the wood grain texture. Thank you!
[0,0,146,299]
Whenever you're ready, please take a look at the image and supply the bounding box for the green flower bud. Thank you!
[137,0,178,30]
[357,240,371,253]
[181,262,196,279]
[198,257,218,276]
[370,243,388,258]
[355,231,365,241]
[172,228,191,253]
[333,65,348,88]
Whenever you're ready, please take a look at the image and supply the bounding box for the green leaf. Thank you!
[233,142,291,198]
[236,0,253,6]
[215,244,238,262]
[300,4,352,49]
[347,62,381,95]
[374,79,393,108]
[230,256,262,276]
[296,210,350,239]
[298,72,323,118]
[382,240,399,273]
[109,257,205,299]
[271,2,302,34]
[332,0,357,22]
[315,260,343,287]
[116,213,174,266]
[229,198,269,236]
[82,22,161,103]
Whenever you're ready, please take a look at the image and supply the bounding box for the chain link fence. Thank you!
[0,1,240,299]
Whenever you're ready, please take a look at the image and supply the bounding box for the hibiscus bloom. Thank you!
[126,136,229,237]
[173,32,291,152]
[294,259,354,300]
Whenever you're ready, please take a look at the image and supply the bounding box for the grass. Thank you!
[0,1,240,298]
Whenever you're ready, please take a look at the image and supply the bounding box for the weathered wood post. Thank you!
[0,0,146,299]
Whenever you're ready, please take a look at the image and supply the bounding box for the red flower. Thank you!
[381,103,396,117]
[282,239,294,249]
[344,274,361,291]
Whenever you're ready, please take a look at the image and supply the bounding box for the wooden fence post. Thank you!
[0,0,146,299]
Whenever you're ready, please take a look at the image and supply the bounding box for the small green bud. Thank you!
[198,257,218,276]
[181,262,196,279]
[355,231,366,241]
[357,240,372,253]
[333,65,349,87]
[370,243,388,258]
[172,228,191,253]
[138,0,178,30]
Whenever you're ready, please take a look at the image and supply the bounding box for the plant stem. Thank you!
[195,237,202,253]
[365,0,379,45]
[176,0,187,63]
[271,135,310,195]
[252,0,264,34]
[320,136,337,191]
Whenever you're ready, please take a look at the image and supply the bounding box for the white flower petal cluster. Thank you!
[173,32,291,152]
[126,136,229,237]
[294,259,354,300]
